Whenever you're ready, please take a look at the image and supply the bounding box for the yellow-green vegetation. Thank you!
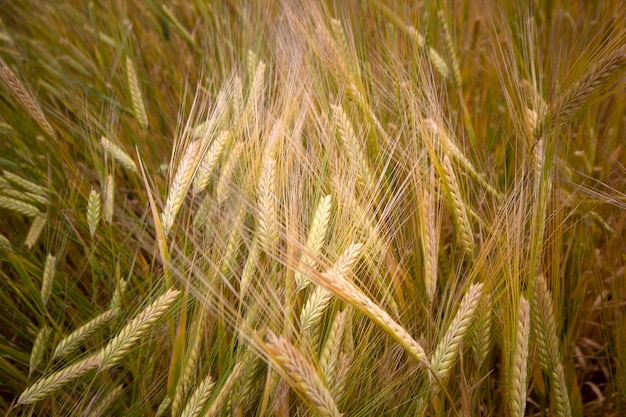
[1,1,625,416]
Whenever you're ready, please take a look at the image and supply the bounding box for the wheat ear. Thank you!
[87,384,124,417]
[18,354,100,405]
[331,104,373,187]
[430,283,484,391]
[471,293,492,369]
[126,57,148,130]
[428,47,450,80]
[510,296,530,417]
[295,194,332,292]
[531,275,571,417]
[29,326,51,376]
[419,187,438,305]
[40,254,56,306]
[440,155,475,256]
[301,242,361,348]
[161,140,202,236]
[193,130,229,194]
[320,309,347,374]
[0,234,11,251]
[53,309,116,360]
[438,10,461,87]
[0,195,41,217]
[0,58,55,138]
[257,153,278,253]
[553,46,626,127]
[104,174,114,224]
[99,288,180,371]
[2,188,48,206]
[265,331,341,417]
[24,213,46,249]
[87,188,101,238]
[3,171,48,196]
[161,5,195,46]
[100,137,138,173]
[315,243,427,364]
[180,373,215,417]
[204,362,245,417]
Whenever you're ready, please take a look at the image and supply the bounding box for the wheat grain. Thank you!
[265,331,341,417]
[126,57,148,130]
[98,288,180,371]
[100,137,138,173]
[25,213,46,249]
[161,140,202,236]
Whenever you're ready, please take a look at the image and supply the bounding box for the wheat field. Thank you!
[1,1,625,416]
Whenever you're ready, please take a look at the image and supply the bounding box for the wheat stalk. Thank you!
[265,331,341,417]
[126,57,148,130]
[100,137,138,173]
[98,288,180,371]
[0,58,55,138]
[161,140,202,236]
